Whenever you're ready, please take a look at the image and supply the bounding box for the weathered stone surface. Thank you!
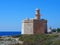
[21,8,47,34]
[22,22,33,34]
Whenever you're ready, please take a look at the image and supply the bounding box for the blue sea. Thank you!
[0,32,21,36]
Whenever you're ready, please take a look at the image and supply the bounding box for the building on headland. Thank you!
[22,8,47,34]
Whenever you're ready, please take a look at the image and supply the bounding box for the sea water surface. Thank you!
[0,31,21,36]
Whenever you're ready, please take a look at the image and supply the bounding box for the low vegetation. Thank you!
[18,34,60,45]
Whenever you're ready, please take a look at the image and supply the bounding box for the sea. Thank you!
[0,32,21,36]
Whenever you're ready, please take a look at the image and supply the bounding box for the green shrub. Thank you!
[19,34,59,45]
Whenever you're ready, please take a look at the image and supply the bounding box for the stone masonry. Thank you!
[22,8,47,34]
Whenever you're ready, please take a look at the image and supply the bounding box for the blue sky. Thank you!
[0,0,60,31]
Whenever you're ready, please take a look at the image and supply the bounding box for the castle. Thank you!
[22,8,47,34]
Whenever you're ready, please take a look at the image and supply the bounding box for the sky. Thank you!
[0,0,60,31]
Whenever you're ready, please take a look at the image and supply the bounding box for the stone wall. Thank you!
[22,22,33,34]
[33,19,47,34]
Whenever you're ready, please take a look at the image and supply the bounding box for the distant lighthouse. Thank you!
[22,8,47,34]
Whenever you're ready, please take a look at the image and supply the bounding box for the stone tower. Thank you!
[22,8,47,34]
[35,8,40,20]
